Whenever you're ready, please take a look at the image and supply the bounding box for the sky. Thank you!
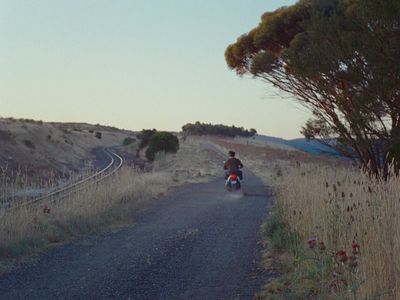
[0,0,310,139]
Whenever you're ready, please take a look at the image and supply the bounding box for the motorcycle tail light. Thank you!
[230,174,238,180]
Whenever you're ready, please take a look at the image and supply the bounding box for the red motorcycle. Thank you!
[225,171,241,192]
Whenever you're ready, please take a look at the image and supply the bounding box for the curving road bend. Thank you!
[0,169,270,300]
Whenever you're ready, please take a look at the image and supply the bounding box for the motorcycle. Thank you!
[225,171,241,192]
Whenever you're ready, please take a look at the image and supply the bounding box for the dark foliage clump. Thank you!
[182,121,257,138]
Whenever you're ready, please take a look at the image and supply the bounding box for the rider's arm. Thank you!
[238,159,243,169]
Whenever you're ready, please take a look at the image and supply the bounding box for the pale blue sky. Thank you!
[0,0,309,139]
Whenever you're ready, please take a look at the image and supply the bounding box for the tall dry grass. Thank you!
[279,165,400,299]
[0,167,169,261]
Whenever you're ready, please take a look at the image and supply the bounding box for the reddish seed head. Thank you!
[318,241,326,251]
[352,240,360,254]
[43,205,51,214]
[307,237,317,249]
[336,250,348,262]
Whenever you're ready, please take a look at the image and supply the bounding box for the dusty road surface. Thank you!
[0,169,270,300]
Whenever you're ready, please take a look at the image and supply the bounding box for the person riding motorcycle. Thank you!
[224,150,243,180]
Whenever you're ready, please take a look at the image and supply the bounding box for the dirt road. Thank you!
[0,169,269,299]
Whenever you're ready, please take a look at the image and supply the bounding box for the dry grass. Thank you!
[0,117,135,179]
[152,136,222,184]
[209,137,347,185]
[279,165,400,299]
[0,168,169,262]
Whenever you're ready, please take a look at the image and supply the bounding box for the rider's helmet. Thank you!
[229,150,235,157]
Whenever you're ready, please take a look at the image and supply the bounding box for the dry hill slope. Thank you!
[0,118,136,178]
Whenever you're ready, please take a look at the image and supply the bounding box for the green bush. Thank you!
[122,137,136,146]
[145,132,179,161]
[137,129,157,150]
[23,139,35,149]
[145,145,157,161]
[265,210,302,256]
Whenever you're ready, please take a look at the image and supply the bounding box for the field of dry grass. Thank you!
[209,136,347,184]
[0,168,168,267]
[152,136,222,184]
[277,165,400,299]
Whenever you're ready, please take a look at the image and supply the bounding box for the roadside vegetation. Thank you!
[267,164,400,299]
[0,168,168,267]
[258,164,400,300]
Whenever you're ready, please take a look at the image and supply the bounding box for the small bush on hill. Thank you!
[17,118,43,125]
[23,139,35,149]
[95,132,102,139]
[122,137,136,146]
[137,129,157,150]
[144,132,179,161]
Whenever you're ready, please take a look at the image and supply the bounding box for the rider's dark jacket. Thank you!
[224,157,243,172]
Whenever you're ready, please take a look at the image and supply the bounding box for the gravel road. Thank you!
[0,169,270,300]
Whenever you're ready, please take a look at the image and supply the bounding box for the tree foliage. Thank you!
[182,121,257,138]
[145,132,179,161]
[122,137,136,146]
[137,129,179,161]
[225,0,400,175]
[137,129,157,150]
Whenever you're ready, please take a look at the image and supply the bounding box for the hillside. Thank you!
[253,135,341,156]
[0,118,136,178]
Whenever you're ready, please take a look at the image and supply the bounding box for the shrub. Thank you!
[95,132,102,139]
[145,132,179,161]
[23,139,35,149]
[265,210,302,256]
[137,129,157,149]
[145,145,157,161]
[122,137,136,146]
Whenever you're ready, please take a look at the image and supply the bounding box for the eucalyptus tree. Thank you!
[225,0,400,175]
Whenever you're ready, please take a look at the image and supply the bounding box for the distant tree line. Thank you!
[182,122,257,138]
